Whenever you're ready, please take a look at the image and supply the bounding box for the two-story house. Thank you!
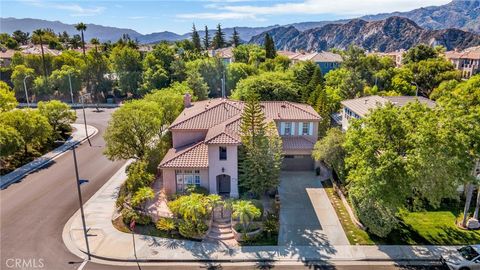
[445,46,480,79]
[158,95,321,198]
[340,95,436,131]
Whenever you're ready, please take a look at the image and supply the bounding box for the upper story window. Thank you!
[284,122,292,135]
[302,123,309,135]
[219,146,227,160]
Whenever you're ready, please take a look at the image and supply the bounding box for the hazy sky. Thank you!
[1,0,452,34]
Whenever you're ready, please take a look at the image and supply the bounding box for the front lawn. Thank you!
[324,180,480,245]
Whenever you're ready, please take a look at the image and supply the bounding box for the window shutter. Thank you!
[309,122,314,135]
[298,122,303,135]
[280,122,285,135]
[291,122,295,135]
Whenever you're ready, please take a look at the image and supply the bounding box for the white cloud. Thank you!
[20,0,105,17]
[177,12,257,20]
[221,0,451,15]
[178,0,451,21]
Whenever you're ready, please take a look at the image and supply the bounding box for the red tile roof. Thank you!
[159,141,208,168]
[282,136,316,150]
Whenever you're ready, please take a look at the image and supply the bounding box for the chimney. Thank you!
[184,93,192,108]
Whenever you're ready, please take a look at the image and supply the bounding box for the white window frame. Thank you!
[302,122,310,135]
[175,170,201,193]
[284,122,292,135]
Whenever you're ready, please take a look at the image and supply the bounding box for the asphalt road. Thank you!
[0,108,448,270]
[0,108,126,270]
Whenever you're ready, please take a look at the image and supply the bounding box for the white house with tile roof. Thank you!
[158,95,321,197]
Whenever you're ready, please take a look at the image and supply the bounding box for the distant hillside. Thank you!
[249,17,480,52]
[0,18,142,42]
[362,0,480,34]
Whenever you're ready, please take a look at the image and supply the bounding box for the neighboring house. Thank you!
[0,49,15,67]
[445,46,480,79]
[340,95,435,131]
[158,95,321,197]
[20,45,62,56]
[369,50,405,67]
[209,47,234,64]
[277,50,342,74]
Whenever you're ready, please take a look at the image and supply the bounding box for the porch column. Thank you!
[209,174,217,194]
[230,177,239,198]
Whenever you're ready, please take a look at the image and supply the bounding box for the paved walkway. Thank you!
[0,124,97,189]
[63,163,458,266]
[278,171,349,246]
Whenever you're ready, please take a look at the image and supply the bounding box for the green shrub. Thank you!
[263,213,279,234]
[156,217,176,232]
[116,183,128,209]
[178,220,207,239]
[121,208,152,225]
[249,199,264,219]
[178,220,198,239]
[185,185,209,195]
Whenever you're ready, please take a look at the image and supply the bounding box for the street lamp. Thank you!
[71,145,91,260]
[79,93,92,147]
[23,75,31,107]
[68,73,74,105]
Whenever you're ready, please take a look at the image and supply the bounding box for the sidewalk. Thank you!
[0,124,97,189]
[63,162,457,266]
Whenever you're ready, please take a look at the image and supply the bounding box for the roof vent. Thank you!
[364,99,369,104]
[281,104,287,108]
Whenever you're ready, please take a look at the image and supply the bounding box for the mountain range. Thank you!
[1,0,479,48]
[249,16,480,52]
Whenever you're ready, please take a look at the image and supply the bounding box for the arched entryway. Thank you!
[216,174,231,196]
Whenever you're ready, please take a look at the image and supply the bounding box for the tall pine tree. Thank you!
[231,27,240,47]
[239,92,283,196]
[212,23,226,49]
[264,33,276,59]
[203,25,210,50]
[191,24,202,51]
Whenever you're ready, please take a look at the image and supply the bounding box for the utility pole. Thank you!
[23,75,31,107]
[68,73,74,105]
[79,94,92,147]
[72,146,91,260]
[221,68,226,98]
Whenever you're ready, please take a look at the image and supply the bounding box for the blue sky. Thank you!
[1,0,451,34]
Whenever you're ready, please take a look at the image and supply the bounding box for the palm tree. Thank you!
[75,22,87,57]
[32,29,48,81]
[232,200,261,233]
[90,38,100,52]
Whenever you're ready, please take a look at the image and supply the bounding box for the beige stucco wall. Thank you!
[171,130,207,148]
[207,144,239,197]
[161,168,209,195]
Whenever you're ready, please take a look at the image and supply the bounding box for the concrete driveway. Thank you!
[278,171,349,246]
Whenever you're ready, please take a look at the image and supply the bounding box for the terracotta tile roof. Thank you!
[282,136,316,150]
[341,95,435,117]
[261,101,320,120]
[170,99,320,130]
[170,99,243,129]
[159,141,208,168]
[445,46,480,60]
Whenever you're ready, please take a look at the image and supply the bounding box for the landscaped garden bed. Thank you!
[323,179,480,245]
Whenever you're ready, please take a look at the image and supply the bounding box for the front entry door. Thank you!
[217,174,231,196]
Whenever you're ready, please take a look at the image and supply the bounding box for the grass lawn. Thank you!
[323,180,480,245]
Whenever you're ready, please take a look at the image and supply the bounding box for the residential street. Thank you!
[0,108,126,270]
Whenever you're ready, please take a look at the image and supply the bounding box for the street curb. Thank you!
[62,163,445,267]
[0,124,98,189]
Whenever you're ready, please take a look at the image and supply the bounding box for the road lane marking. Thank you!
[77,259,88,270]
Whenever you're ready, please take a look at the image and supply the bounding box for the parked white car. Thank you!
[441,245,480,270]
